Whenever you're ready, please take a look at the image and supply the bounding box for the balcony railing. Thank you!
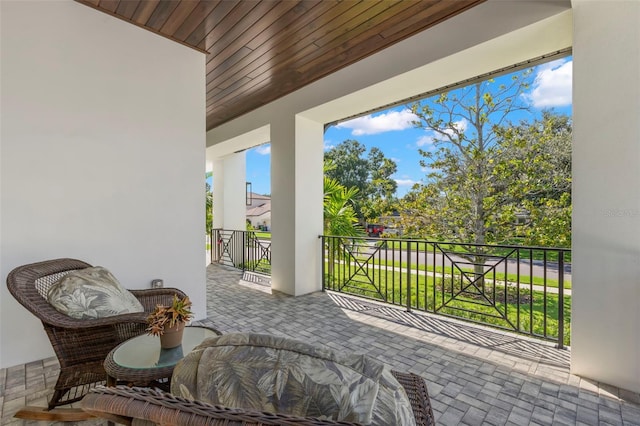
[211,229,271,275]
[322,235,571,348]
[210,229,570,347]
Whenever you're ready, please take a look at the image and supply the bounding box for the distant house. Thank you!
[246,192,271,230]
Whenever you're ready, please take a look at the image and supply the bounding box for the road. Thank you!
[357,241,572,285]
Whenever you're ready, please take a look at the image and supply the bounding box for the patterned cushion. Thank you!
[47,266,144,319]
[171,333,416,425]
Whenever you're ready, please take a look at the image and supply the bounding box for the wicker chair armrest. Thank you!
[42,310,149,330]
[391,370,436,426]
[82,386,362,426]
[130,287,188,311]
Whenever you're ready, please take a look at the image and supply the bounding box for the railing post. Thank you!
[241,230,246,272]
[557,250,565,349]
[210,230,214,264]
[213,229,220,264]
[321,236,325,291]
[406,241,412,312]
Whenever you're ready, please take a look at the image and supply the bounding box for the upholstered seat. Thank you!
[82,333,436,425]
[172,333,417,425]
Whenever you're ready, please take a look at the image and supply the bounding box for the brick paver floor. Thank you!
[1,263,639,425]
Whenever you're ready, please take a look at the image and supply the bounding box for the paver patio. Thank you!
[1,263,639,425]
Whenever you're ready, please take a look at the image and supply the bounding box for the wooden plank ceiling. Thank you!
[76,0,485,131]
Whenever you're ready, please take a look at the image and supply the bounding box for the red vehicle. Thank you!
[366,224,385,237]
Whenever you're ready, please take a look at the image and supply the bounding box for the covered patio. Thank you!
[2,0,640,424]
[2,263,639,425]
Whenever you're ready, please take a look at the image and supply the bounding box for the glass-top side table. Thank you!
[104,325,220,388]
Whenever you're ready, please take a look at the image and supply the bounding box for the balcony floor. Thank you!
[2,263,639,425]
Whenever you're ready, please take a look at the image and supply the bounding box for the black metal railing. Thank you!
[211,229,271,275]
[209,229,570,347]
[321,235,571,348]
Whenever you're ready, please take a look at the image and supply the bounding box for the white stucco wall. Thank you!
[571,0,640,393]
[207,131,262,234]
[269,116,324,296]
[210,153,247,231]
[221,153,247,232]
[293,116,324,295]
[0,1,206,368]
[211,158,225,230]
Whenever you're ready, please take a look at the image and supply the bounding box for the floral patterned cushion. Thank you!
[46,266,144,319]
[171,333,416,425]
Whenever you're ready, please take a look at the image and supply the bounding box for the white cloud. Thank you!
[255,144,271,155]
[416,119,468,146]
[525,59,572,108]
[323,140,335,151]
[416,136,432,147]
[395,178,417,186]
[390,157,401,163]
[336,109,418,136]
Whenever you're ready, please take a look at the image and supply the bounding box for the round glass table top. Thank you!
[113,326,218,369]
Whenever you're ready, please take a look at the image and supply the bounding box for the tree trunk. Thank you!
[473,188,487,291]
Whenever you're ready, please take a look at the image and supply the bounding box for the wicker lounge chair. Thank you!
[82,369,436,425]
[6,258,189,419]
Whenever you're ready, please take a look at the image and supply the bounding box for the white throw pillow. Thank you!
[47,266,144,319]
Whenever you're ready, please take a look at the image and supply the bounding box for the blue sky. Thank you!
[244,57,572,197]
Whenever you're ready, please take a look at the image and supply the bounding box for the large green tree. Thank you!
[494,111,572,247]
[324,140,398,222]
[400,72,533,249]
[400,71,571,255]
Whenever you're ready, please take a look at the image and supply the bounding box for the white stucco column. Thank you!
[571,0,640,393]
[270,115,324,296]
[210,152,247,231]
[211,158,224,230]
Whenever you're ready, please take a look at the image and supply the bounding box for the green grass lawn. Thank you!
[324,261,570,346]
[251,231,271,239]
[240,258,271,275]
[350,254,571,289]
